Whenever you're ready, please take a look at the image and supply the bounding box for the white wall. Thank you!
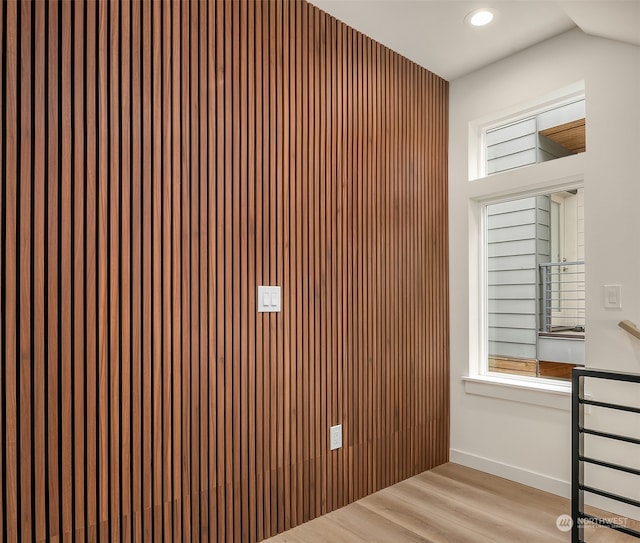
[449,28,640,519]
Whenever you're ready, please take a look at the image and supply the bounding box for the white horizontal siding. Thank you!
[488,254,537,271]
[537,224,550,242]
[537,99,585,131]
[488,208,537,229]
[487,133,537,160]
[489,197,537,214]
[486,117,536,145]
[489,341,537,360]
[487,149,537,174]
[488,223,537,243]
[489,313,537,329]
[489,299,538,314]
[488,269,537,286]
[489,284,538,299]
[537,238,550,257]
[486,195,550,362]
[488,239,537,258]
[489,327,537,345]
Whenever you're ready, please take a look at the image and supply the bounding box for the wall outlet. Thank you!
[330,424,342,451]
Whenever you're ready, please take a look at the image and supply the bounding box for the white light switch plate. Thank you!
[330,424,342,450]
[604,284,622,310]
[258,285,281,313]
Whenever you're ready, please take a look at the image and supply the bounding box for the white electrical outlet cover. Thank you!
[330,424,342,450]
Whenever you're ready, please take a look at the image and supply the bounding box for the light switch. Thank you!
[604,284,622,310]
[258,285,281,313]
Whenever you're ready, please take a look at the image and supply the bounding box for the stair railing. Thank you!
[572,366,640,542]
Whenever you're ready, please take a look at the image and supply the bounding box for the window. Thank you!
[483,98,585,177]
[484,189,585,381]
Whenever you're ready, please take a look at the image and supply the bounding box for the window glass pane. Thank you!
[485,99,585,176]
[486,190,585,380]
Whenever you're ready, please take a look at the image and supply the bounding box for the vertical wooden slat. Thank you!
[247,1,257,540]
[337,16,346,511]
[71,2,87,538]
[214,0,225,539]
[188,0,200,536]
[329,14,337,513]
[300,0,310,525]
[4,1,17,540]
[308,2,317,522]
[371,38,379,496]
[45,1,61,539]
[96,0,109,539]
[294,0,304,525]
[18,1,33,539]
[161,0,173,538]
[361,28,368,502]
[197,1,209,537]
[208,1,218,541]
[129,0,142,538]
[107,0,121,539]
[0,0,4,535]
[33,1,46,540]
[85,1,98,539]
[120,0,132,538]
[179,0,191,539]
[259,0,270,536]
[150,0,163,539]
[59,1,73,537]
[239,0,250,540]
[269,0,278,536]
[232,0,242,539]
[276,0,287,533]
[345,22,353,509]
[254,1,265,539]
[318,7,327,518]
[367,34,374,495]
[206,1,218,539]
[170,0,181,538]
[282,0,293,531]
[223,0,233,540]
[141,0,153,538]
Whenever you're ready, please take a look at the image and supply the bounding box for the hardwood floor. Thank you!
[263,463,640,543]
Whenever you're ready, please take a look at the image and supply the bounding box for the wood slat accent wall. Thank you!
[0,1,449,541]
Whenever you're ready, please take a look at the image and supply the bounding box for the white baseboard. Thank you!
[449,448,570,497]
[449,449,640,521]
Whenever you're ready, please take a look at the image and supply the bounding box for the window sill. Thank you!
[462,374,571,411]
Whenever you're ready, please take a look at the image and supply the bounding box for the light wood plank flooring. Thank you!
[264,463,640,543]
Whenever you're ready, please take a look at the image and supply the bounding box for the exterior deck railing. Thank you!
[540,260,585,333]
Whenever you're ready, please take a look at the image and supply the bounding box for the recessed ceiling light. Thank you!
[465,8,496,27]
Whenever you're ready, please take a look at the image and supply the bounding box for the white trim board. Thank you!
[450,449,570,497]
[449,449,640,521]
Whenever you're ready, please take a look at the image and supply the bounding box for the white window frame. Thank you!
[464,83,587,408]
[478,187,584,379]
[469,82,585,181]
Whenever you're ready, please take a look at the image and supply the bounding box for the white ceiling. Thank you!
[308,0,640,81]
